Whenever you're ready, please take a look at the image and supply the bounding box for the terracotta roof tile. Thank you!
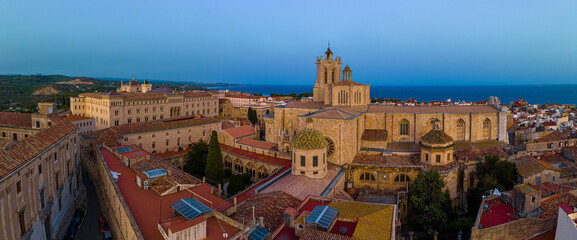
[236,138,277,150]
[84,117,219,139]
[220,144,289,167]
[222,125,255,139]
[361,129,387,141]
[0,116,77,179]
[0,112,32,128]
[260,164,343,200]
[421,130,454,146]
[535,131,570,143]
[331,80,365,86]
[300,229,354,240]
[512,156,549,177]
[233,191,301,232]
[538,192,577,220]
[63,114,93,122]
[534,182,576,197]
[454,149,484,161]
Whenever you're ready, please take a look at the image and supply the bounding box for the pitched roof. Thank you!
[420,130,454,146]
[284,101,325,109]
[148,87,174,94]
[454,149,484,161]
[534,182,576,197]
[0,112,32,128]
[535,131,570,143]
[233,191,301,232]
[367,105,500,114]
[307,108,362,119]
[0,116,77,179]
[236,138,276,150]
[331,80,365,86]
[538,192,577,220]
[513,156,553,177]
[84,117,219,139]
[222,125,254,139]
[220,144,290,167]
[361,129,387,141]
[63,114,93,122]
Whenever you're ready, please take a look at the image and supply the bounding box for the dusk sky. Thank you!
[1,1,576,85]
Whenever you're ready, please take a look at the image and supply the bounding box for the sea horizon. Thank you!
[212,84,577,105]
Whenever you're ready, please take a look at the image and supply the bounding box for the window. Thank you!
[469,175,475,188]
[536,176,541,184]
[394,174,410,182]
[547,143,553,149]
[114,120,119,126]
[17,181,22,193]
[326,138,335,157]
[40,188,46,209]
[456,119,466,141]
[313,156,318,167]
[300,156,305,167]
[436,155,441,163]
[447,153,451,161]
[313,171,318,175]
[13,133,17,141]
[38,164,42,175]
[553,176,556,182]
[425,154,429,162]
[36,121,40,128]
[19,210,26,235]
[400,119,409,135]
[360,172,376,181]
[483,119,491,139]
[531,196,536,203]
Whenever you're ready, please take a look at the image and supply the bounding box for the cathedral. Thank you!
[263,47,509,211]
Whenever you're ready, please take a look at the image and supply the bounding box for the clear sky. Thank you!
[1,0,576,85]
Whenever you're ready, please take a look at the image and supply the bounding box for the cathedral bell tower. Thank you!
[313,45,342,102]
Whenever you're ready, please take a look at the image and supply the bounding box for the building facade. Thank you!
[0,103,82,240]
[70,80,219,130]
[265,47,509,167]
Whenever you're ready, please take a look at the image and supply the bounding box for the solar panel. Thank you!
[305,206,338,228]
[248,226,269,240]
[116,146,132,153]
[142,168,167,179]
[171,197,211,220]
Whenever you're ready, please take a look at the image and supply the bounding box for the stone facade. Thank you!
[71,82,219,130]
[0,106,82,240]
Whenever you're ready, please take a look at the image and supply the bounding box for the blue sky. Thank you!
[1,0,576,85]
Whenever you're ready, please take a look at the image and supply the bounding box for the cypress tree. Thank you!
[205,131,224,184]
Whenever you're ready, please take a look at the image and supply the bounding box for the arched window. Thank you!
[400,119,410,136]
[456,119,466,141]
[324,68,328,84]
[152,142,156,148]
[447,153,451,162]
[394,174,410,182]
[360,172,376,181]
[483,119,491,139]
[331,69,335,82]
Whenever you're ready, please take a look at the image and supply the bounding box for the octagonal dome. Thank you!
[292,129,328,150]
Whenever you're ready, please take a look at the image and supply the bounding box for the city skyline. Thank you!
[1,0,576,85]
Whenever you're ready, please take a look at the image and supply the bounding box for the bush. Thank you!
[224,168,232,178]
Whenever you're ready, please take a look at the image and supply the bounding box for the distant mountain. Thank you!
[95,76,239,88]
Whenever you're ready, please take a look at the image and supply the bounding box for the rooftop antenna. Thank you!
[328,40,330,48]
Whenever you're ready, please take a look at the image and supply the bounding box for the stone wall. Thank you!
[90,146,143,240]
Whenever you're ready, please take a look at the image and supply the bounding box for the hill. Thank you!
[0,74,222,112]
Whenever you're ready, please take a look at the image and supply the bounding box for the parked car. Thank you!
[98,217,109,233]
[65,221,78,239]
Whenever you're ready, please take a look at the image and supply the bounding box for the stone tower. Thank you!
[313,46,342,102]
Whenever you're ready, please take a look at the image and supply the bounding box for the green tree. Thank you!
[183,140,209,176]
[408,170,450,233]
[227,174,245,196]
[205,131,224,184]
[467,155,517,216]
[247,107,258,125]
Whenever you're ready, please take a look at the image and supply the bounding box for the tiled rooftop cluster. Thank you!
[0,113,77,178]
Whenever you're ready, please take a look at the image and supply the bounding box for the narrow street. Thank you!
[76,171,105,240]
